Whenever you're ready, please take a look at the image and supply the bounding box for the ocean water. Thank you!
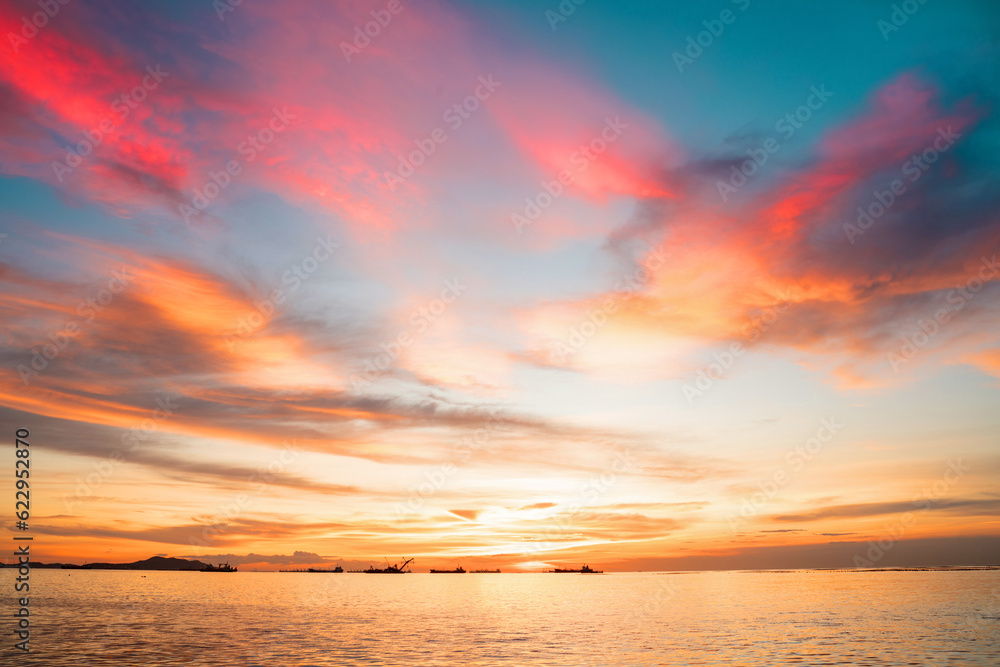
[3,569,999,666]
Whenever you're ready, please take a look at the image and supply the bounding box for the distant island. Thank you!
[5,556,209,570]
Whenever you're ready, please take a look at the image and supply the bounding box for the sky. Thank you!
[1,0,998,571]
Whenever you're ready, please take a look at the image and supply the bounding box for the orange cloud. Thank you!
[516,73,1000,388]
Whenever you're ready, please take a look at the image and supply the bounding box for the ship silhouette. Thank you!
[200,562,237,572]
[364,557,413,573]
[550,564,602,573]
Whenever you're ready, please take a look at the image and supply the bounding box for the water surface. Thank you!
[3,569,999,665]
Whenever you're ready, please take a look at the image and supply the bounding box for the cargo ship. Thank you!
[200,562,237,572]
[364,557,413,573]
[550,564,602,573]
[429,566,466,573]
[471,569,501,573]
[307,565,343,573]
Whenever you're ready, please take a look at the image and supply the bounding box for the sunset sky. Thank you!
[1,0,998,571]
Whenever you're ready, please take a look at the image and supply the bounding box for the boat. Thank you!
[200,562,238,572]
[429,566,466,573]
[471,569,501,573]
[364,557,413,574]
[307,566,343,573]
[550,564,602,573]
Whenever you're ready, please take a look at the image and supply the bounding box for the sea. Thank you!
[2,569,999,666]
